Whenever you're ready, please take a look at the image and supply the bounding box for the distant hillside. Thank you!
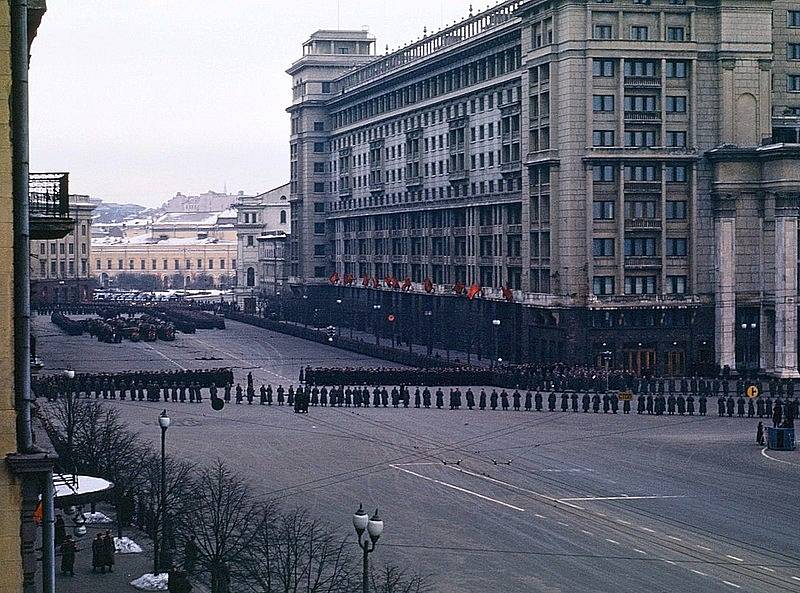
[92,202,147,223]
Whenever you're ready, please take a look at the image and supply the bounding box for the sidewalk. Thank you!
[50,505,208,593]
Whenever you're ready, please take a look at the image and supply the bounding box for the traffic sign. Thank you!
[387,314,396,323]
[618,390,633,401]
[746,385,759,399]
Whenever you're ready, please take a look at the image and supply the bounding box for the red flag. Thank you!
[423,278,433,293]
[329,271,339,285]
[401,277,412,291]
[501,285,514,302]
[453,281,465,295]
[344,273,354,286]
[372,276,380,289]
[467,283,481,300]
[362,275,369,287]
[393,277,401,289]
[384,275,393,287]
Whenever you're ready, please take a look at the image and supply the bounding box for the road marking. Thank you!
[558,495,686,502]
[758,566,775,573]
[605,539,620,545]
[581,530,593,536]
[664,560,676,565]
[143,343,187,370]
[616,519,632,525]
[393,462,440,467]
[691,570,708,576]
[390,465,525,512]
[696,545,712,551]
[666,536,683,542]
[721,581,741,589]
[596,512,607,517]
[443,465,585,509]
[534,513,546,519]
[791,576,800,582]
[760,447,800,467]
[640,527,656,533]
[557,521,569,527]
[726,555,744,562]
[633,549,647,555]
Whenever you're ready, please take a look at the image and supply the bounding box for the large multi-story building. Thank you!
[287,0,800,376]
[30,193,97,305]
[235,183,290,293]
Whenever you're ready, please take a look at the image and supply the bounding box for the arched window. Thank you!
[280,210,287,224]
[246,267,255,287]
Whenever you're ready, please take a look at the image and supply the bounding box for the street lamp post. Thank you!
[372,304,381,345]
[302,295,308,327]
[492,319,501,368]
[352,505,384,593]
[336,299,342,337]
[154,410,170,575]
[423,310,433,356]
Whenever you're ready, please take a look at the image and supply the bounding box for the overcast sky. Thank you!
[29,0,478,208]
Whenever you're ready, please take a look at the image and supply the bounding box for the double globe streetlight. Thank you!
[153,410,170,575]
[352,505,384,593]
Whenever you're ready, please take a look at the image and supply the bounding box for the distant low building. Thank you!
[159,189,244,214]
[30,195,97,304]
[92,234,238,289]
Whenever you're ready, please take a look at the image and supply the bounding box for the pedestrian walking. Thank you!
[756,421,765,446]
[102,530,115,573]
[91,533,103,573]
[60,535,76,577]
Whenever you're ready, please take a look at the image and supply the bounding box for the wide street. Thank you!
[34,315,800,593]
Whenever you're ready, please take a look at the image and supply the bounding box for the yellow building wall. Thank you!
[0,3,22,592]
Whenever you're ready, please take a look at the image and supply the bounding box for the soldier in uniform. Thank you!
[490,390,498,410]
[381,387,389,408]
[276,385,285,406]
[209,383,218,405]
[571,391,579,412]
[592,392,601,413]
[345,386,353,407]
[372,387,381,408]
[500,390,510,411]
[581,392,589,413]
[698,393,707,416]
[736,395,745,418]
[453,388,462,410]
[320,386,328,406]
[223,383,231,403]
[512,390,521,411]
[266,384,273,405]
[524,391,532,411]
[353,386,362,407]
[717,396,726,417]
[402,387,410,408]
[667,394,676,415]
[602,392,610,413]
[287,386,295,407]
[772,400,783,427]
[235,384,243,404]
[560,392,569,412]
[414,388,421,408]
[756,396,765,418]
[747,397,755,418]
[466,388,475,410]
[478,389,486,410]
[392,387,400,408]
[676,394,686,415]
[435,388,444,409]
[260,384,267,405]
[686,393,695,416]
[423,387,432,408]
[637,394,645,414]
[547,391,556,412]
[726,396,735,417]
[246,382,254,405]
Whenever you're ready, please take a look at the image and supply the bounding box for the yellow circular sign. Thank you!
[746,385,759,399]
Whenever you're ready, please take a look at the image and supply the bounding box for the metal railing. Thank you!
[29,172,69,218]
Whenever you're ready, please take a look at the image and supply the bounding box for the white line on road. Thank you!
[557,521,569,527]
[721,580,741,589]
[390,465,525,512]
[605,539,620,545]
[696,545,712,551]
[691,570,708,576]
[143,343,187,370]
[534,513,546,519]
[393,462,440,466]
[760,447,800,467]
[558,495,686,502]
[640,527,656,534]
[664,560,676,565]
[791,576,800,582]
[726,555,744,562]
[666,536,683,542]
[616,519,632,525]
[581,530,593,535]
[633,549,647,555]
[758,566,775,573]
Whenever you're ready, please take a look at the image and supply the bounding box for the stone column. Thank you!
[773,194,800,377]
[715,196,736,371]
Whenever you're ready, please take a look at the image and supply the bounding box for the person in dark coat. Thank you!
[423,388,432,408]
[756,421,765,446]
[698,394,707,416]
[55,515,66,548]
[686,394,695,416]
[102,530,115,572]
[571,392,579,412]
[622,395,631,414]
[276,385,285,406]
[266,385,273,405]
[260,385,267,405]
[92,533,103,573]
[677,395,686,415]
[287,386,295,406]
[592,393,601,413]
[667,394,676,415]
[435,389,444,409]
[717,396,726,417]
[372,387,381,408]
[235,384,243,404]
[581,392,590,413]
[490,390,498,410]
[479,389,486,410]
[773,400,783,428]
[60,535,76,576]
[501,390,510,410]
[402,387,410,408]
[512,390,521,411]
[610,393,619,414]
[602,393,610,413]
[726,396,735,417]
[414,388,422,408]
[560,392,569,412]
[736,396,746,418]
[637,394,645,414]
[646,394,654,415]
[747,397,755,418]
[547,392,556,412]
[537,391,545,412]
[466,388,475,410]
[524,391,532,411]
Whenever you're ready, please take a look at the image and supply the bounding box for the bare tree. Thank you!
[177,460,259,593]
[369,565,430,593]
[245,507,355,593]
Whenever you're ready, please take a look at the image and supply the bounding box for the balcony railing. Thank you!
[625,218,661,230]
[624,111,661,123]
[624,76,661,87]
[29,172,73,240]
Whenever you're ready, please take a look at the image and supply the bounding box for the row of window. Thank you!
[592,237,688,257]
[38,241,88,256]
[95,258,236,271]
[593,24,687,42]
[593,275,688,295]
[593,129,688,147]
[593,200,687,220]
[593,94,687,113]
[39,260,87,277]
[593,163,688,182]
[593,58,688,78]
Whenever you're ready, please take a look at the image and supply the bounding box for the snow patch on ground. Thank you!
[130,573,169,591]
[114,536,142,554]
[81,511,112,524]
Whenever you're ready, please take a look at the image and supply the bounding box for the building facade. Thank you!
[287,0,800,376]
[235,183,290,293]
[257,231,288,296]
[30,195,97,304]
